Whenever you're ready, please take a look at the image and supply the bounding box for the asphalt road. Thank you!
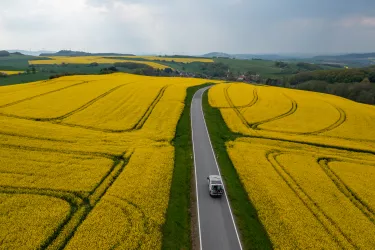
[191,87,242,250]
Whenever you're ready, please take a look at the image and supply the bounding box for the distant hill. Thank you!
[203,52,293,60]
[0,50,10,57]
[8,50,56,56]
[11,52,24,56]
[314,52,375,60]
[40,50,135,57]
[312,52,375,67]
[233,54,285,60]
[203,52,232,58]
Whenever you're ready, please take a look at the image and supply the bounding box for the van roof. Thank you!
[209,175,222,181]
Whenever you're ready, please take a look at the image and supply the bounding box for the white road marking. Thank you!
[191,90,203,250]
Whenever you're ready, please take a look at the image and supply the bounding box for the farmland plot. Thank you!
[0,73,209,249]
[209,83,375,249]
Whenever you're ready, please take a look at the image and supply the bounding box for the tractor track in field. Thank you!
[0,142,120,159]
[223,85,252,129]
[53,84,167,132]
[38,83,132,122]
[217,86,258,109]
[0,186,86,250]
[0,82,128,122]
[318,158,375,225]
[0,81,92,109]
[305,103,347,135]
[0,151,132,250]
[265,151,356,249]
[223,86,349,136]
[51,121,134,133]
[222,86,298,131]
[55,84,166,133]
[0,83,168,134]
[46,156,130,250]
[0,79,79,95]
[258,101,347,135]
[243,133,375,156]
[106,195,158,249]
[249,94,298,130]
[0,131,74,142]
[133,85,168,130]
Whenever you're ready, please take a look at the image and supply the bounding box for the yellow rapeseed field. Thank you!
[0,70,24,75]
[209,83,375,249]
[0,73,209,249]
[0,194,71,250]
[120,55,214,63]
[29,56,169,69]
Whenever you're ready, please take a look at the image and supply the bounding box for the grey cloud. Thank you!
[1,0,375,54]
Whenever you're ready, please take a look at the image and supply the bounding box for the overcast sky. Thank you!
[1,0,375,55]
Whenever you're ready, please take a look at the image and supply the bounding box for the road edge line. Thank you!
[191,89,203,250]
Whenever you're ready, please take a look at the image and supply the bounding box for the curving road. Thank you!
[191,87,242,250]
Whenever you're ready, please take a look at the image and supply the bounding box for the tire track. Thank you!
[46,156,130,250]
[0,84,168,134]
[223,85,251,129]
[249,94,297,130]
[133,85,168,130]
[0,131,74,142]
[318,158,375,225]
[218,85,258,109]
[0,81,92,109]
[266,151,356,249]
[223,86,298,132]
[305,103,346,135]
[52,121,133,133]
[0,83,128,122]
[262,101,347,135]
[0,186,86,250]
[0,142,119,159]
[218,84,348,136]
[106,195,158,249]
[39,83,130,121]
[0,155,130,250]
[243,133,375,156]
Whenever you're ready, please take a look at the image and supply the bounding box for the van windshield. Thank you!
[211,180,222,184]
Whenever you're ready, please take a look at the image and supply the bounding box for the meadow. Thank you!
[0,73,210,249]
[208,83,375,249]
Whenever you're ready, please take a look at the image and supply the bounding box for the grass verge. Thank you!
[162,83,211,250]
[202,89,273,249]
